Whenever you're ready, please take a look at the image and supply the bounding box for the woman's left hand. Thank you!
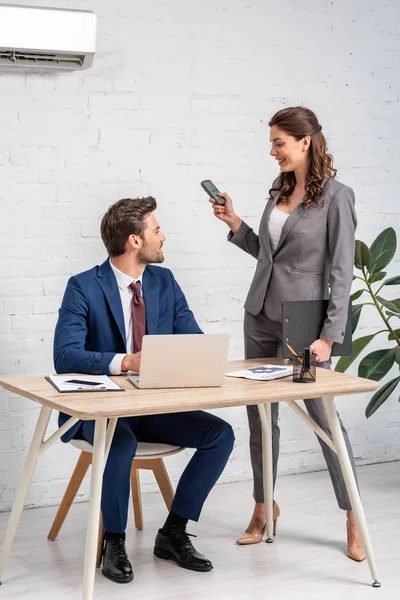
[309,338,333,363]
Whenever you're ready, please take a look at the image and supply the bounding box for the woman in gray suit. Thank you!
[210,106,365,561]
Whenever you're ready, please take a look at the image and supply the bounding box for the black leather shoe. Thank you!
[154,527,213,572]
[101,534,134,583]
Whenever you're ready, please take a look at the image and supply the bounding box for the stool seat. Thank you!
[70,439,183,459]
[49,438,184,567]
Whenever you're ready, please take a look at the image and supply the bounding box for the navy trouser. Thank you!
[79,411,235,533]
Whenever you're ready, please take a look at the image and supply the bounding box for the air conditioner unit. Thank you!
[0,4,96,70]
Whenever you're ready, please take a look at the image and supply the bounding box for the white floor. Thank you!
[0,461,399,600]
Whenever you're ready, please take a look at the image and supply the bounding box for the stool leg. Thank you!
[130,467,144,530]
[96,512,104,568]
[152,458,174,510]
[47,451,92,541]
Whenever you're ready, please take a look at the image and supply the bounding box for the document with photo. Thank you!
[226,364,293,381]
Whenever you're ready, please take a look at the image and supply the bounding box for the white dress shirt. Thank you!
[268,205,290,252]
[108,260,143,375]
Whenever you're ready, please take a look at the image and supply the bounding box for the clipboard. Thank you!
[281,299,352,359]
[45,375,125,393]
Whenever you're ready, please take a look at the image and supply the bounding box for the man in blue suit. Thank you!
[54,197,234,584]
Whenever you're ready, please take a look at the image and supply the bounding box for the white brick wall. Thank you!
[0,0,399,511]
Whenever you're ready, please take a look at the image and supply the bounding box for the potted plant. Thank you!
[335,227,400,417]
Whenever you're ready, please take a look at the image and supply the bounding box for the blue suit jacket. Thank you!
[54,259,202,442]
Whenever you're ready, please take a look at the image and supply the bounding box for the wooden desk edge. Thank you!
[0,373,380,421]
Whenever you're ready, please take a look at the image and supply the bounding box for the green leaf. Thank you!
[368,271,386,284]
[351,289,364,301]
[388,329,400,341]
[384,276,400,286]
[355,240,373,268]
[395,346,400,365]
[369,228,397,274]
[395,347,400,365]
[335,334,377,373]
[358,349,396,381]
[365,376,400,418]
[351,304,363,334]
[386,311,400,319]
[383,299,400,314]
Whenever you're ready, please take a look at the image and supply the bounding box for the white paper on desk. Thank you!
[46,374,123,392]
[226,364,293,381]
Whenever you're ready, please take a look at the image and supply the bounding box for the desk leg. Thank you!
[322,397,381,588]
[258,403,274,543]
[83,418,107,600]
[0,405,52,582]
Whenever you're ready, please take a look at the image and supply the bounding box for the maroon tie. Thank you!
[129,281,146,353]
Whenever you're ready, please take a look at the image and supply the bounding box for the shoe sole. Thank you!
[236,537,263,545]
[347,553,366,562]
[153,546,213,572]
[101,569,134,584]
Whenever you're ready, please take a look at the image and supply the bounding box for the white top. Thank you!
[108,260,143,375]
[268,205,290,252]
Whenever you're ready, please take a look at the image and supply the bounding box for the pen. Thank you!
[300,347,310,380]
[286,343,302,364]
[304,347,310,369]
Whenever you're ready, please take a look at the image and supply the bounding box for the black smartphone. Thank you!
[200,179,225,206]
[64,379,104,386]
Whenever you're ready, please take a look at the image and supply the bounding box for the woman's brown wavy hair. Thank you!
[268,106,336,210]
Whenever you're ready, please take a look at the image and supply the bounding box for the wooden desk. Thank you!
[0,359,381,598]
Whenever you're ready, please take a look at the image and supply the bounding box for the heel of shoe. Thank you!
[272,500,280,536]
[154,546,171,560]
[96,535,105,569]
[273,518,278,536]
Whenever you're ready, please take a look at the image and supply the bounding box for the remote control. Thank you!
[201,179,225,206]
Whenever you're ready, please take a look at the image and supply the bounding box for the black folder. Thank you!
[281,299,352,359]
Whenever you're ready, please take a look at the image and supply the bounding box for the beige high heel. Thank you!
[236,501,280,545]
[347,519,366,562]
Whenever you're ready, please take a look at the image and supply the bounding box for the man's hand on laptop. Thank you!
[121,352,142,373]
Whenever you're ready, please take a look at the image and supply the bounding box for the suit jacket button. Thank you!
[341,332,344,336]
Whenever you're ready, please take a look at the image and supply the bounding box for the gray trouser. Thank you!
[244,309,357,510]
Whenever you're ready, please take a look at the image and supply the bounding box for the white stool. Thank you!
[48,439,183,567]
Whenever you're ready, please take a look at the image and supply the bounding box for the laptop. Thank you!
[128,334,229,389]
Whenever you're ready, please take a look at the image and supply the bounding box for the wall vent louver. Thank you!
[0,4,96,71]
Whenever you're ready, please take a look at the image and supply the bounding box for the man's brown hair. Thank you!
[100,197,157,257]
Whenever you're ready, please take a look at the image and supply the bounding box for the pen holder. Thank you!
[292,354,316,383]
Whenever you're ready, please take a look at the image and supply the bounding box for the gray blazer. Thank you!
[228,178,357,344]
